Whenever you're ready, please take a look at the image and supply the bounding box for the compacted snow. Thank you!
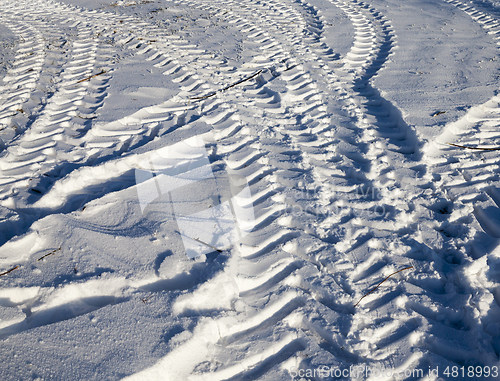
[1,0,500,379]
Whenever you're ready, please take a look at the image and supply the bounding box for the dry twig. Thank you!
[221,69,262,92]
[76,114,97,120]
[76,70,106,83]
[189,91,217,101]
[189,70,263,101]
[447,142,500,151]
[0,265,19,277]
[187,236,223,253]
[432,111,446,117]
[284,64,298,72]
[37,247,61,261]
[354,266,413,307]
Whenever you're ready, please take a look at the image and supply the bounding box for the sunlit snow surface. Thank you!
[1,0,500,379]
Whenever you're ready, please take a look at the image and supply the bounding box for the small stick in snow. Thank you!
[220,69,263,92]
[189,70,263,101]
[142,294,154,304]
[37,247,62,261]
[284,64,298,72]
[185,236,223,253]
[354,266,413,307]
[432,111,446,117]
[447,142,500,151]
[76,70,106,83]
[189,91,217,101]
[0,265,19,277]
[193,237,223,253]
[76,114,97,120]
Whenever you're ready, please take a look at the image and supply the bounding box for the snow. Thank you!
[1,0,500,379]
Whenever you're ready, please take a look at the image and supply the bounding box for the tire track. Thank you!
[0,4,113,200]
[0,0,426,378]
[0,0,219,203]
[0,0,291,352]
[0,1,202,255]
[2,0,499,379]
[210,0,421,377]
[111,0,363,377]
[128,0,430,378]
[324,0,500,370]
[193,0,500,377]
[0,0,274,261]
[0,12,48,144]
[283,1,428,372]
[414,0,500,366]
[0,26,112,193]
